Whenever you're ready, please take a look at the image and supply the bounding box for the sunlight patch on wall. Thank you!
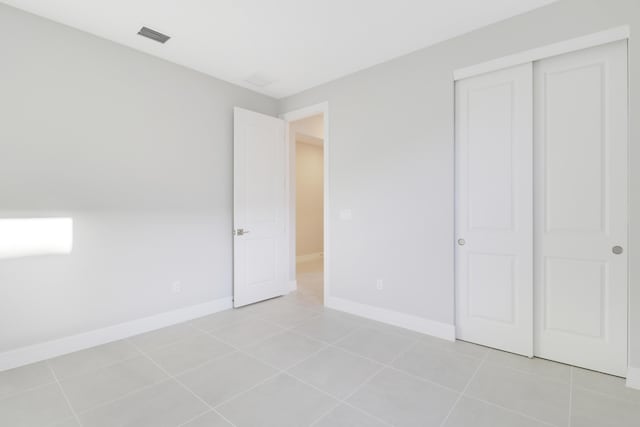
[0,218,73,259]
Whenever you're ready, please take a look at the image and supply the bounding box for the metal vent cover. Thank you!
[137,27,170,44]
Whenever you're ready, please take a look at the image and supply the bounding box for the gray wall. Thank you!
[0,4,277,351]
[278,0,640,368]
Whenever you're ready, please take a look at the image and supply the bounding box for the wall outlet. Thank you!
[171,281,182,294]
[376,279,384,290]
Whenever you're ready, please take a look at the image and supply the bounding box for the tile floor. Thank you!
[1,259,639,426]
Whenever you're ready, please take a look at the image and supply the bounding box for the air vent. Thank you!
[244,73,276,88]
[137,27,170,44]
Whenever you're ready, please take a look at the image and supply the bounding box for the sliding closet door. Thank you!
[534,41,628,376]
[455,63,533,356]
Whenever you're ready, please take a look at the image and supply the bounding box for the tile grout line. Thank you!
[438,349,489,427]
[127,339,239,427]
[214,304,580,426]
[12,295,635,427]
[58,337,241,418]
[176,408,217,427]
[309,337,423,427]
[45,360,84,427]
[0,379,59,402]
[462,395,558,427]
[197,318,393,426]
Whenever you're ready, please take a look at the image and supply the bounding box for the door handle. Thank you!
[612,246,623,255]
[457,238,466,246]
[234,228,250,236]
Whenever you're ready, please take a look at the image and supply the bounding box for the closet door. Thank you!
[455,63,533,356]
[534,41,628,376]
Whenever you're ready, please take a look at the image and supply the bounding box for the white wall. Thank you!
[278,0,640,369]
[296,140,324,258]
[0,4,277,353]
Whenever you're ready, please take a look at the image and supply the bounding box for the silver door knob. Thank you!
[458,239,466,246]
[612,246,623,255]
[234,228,250,236]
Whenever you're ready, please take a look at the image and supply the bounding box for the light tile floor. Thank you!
[2,259,639,426]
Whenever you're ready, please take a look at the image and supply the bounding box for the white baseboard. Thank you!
[627,366,640,390]
[296,252,323,263]
[0,297,232,372]
[288,280,298,292]
[326,296,455,341]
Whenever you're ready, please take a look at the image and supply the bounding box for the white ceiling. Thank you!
[3,0,557,98]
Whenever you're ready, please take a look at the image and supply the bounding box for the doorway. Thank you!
[282,103,329,305]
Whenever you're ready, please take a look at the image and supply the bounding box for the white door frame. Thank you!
[280,102,330,305]
[452,26,632,382]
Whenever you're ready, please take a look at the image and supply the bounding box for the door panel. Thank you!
[234,107,287,307]
[455,63,533,356]
[534,41,628,376]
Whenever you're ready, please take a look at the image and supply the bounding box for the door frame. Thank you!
[280,102,330,305]
[452,26,632,380]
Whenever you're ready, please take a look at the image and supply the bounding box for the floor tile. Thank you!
[245,331,326,369]
[335,328,415,364]
[486,349,570,383]
[177,352,276,407]
[313,404,389,427]
[465,364,569,426]
[392,342,482,391]
[443,396,550,427]
[79,379,207,427]
[421,336,489,359]
[571,388,640,427]
[347,368,459,427]
[50,417,81,427]
[191,309,258,333]
[182,410,233,427]
[0,361,55,399]
[48,340,140,379]
[572,367,640,403]
[129,322,199,352]
[146,333,234,375]
[59,355,167,412]
[217,374,337,427]
[292,313,362,343]
[0,383,73,427]
[210,318,285,349]
[258,305,321,327]
[288,346,381,399]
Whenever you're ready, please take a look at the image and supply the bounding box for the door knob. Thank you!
[458,238,466,246]
[612,246,623,255]
[234,228,250,236]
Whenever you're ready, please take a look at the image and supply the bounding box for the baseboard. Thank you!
[288,280,298,292]
[296,252,323,263]
[326,296,455,341]
[627,366,640,390]
[0,297,232,372]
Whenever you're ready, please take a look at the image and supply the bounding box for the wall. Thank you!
[277,0,640,369]
[296,140,324,258]
[0,3,277,355]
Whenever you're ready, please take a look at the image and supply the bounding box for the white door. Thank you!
[533,41,628,376]
[455,63,534,356]
[233,107,288,307]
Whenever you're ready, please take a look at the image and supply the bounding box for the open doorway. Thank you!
[282,103,328,305]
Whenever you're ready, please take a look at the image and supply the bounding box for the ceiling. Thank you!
[2,0,557,98]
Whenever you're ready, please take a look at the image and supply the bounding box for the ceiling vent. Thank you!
[245,73,276,88]
[137,27,170,44]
